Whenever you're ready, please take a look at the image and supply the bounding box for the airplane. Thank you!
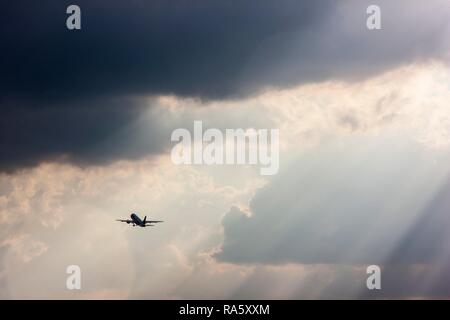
[116,213,163,227]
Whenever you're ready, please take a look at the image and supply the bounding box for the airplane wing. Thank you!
[116,219,133,223]
[145,220,163,224]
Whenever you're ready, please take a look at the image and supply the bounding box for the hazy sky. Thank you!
[1,0,450,299]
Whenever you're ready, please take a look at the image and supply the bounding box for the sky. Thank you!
[1,0,450,299]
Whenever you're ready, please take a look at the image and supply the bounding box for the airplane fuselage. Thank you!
[117,213,161,227]
[131,213,144,227]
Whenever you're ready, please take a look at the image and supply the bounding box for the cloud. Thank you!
[215,131,450,298]
[217,134,450,265]
[0,156,263,298]
[1,1,449,101]
[0,245,9,299]
[1,1,450,298]
[1,125,450,299]
[227,263,450,299]
[0,0,330,100]
[1,0,449,172]
[0,97,173,172]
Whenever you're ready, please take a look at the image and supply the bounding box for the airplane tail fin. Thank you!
[143,216,147,224]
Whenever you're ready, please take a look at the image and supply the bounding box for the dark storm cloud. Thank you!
[0,0,332,100]
[0,97,171,171]
[0,0,331,170]
[0,0,449,170]
[1,0,449,101]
